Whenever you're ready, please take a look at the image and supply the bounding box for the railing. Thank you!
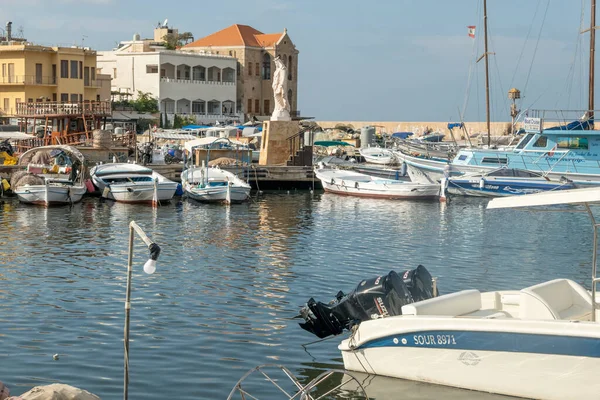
[13,130,137,154]
[84,79,101,88]
[15,100,112,116]
[0,75,57,85]
[287,127,314,165]
[160,77,235,86]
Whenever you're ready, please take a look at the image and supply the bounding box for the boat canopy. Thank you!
[184,136,247,153]
[313,140,354,147]
[18,145,85,165]
[447,123,464,130]
[546,119,594,131]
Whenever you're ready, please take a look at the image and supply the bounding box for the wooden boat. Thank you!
[181,166,251,203]
[12,145,87,206]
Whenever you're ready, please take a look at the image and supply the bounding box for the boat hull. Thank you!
[104,183,178,203]
[316,169,439,200]
[340,317,600,400]
[185,186,251,203]
[14,184,86,206]
[447,178,576,197]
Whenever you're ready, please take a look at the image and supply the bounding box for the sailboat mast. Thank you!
[483,0,491,146]
[589,0,596,118]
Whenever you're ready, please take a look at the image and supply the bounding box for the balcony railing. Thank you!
[160,77,235,86]
[15,100,112,116]
[0,75,57,85]
[84,79,101,88]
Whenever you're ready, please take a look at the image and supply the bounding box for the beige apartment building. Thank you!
[184,24,299,119]
[0,42,102,116]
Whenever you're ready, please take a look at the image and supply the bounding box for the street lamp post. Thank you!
[124,221,161,400]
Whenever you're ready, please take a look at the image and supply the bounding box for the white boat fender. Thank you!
[479,177,485,189]
[440,177,447,202]
[401,162,407,176]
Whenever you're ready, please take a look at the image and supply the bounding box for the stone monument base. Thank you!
[259,120,300,166]
[270,109,291,122]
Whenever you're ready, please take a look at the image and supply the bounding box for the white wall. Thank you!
[97,50,237,112]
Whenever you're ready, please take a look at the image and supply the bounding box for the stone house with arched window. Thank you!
[183,24,299,120]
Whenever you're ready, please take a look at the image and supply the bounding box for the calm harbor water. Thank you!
[0,192,593,399]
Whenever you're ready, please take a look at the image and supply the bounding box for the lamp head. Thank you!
[143,243,161,274]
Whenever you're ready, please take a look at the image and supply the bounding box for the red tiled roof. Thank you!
[184,24,283,48]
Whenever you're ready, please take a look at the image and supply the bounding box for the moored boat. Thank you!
[181,166,251,203]
[315,166,439,200]
[447,167,578,197]
[359,147,397,165]
[90,163,178,204]
[12,145,87,206]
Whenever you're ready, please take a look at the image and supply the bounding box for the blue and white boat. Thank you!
[400,112,600,186]
[338,187,600,400]
[446,167,576,197]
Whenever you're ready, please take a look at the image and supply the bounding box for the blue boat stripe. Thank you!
[357,330,600,358]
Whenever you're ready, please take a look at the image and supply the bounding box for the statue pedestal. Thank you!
[270,109,291,122]
[259,120,300,166]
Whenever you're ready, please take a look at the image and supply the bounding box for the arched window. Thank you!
[287,89,293,108]
[288,55,293,80]
[282,54,287,67]
[262,53,271,80]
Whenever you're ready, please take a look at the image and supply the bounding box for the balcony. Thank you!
[160,77,235,86]
[0,75,57,85]
[84,79,101,88]
[15,100,112,117]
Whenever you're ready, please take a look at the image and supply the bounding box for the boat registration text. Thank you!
[413,334,457,346]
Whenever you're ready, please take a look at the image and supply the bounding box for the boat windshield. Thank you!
[515,133,535,150]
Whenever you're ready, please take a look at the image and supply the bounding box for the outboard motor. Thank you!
[298,265,436,339]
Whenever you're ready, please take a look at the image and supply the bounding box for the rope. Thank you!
[510,0,543,88]
[523,0,551,98]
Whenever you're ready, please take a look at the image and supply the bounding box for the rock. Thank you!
[0,381,10,400]
[18,384,100,400]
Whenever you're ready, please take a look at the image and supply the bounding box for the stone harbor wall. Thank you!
[314,121,514,138]
[0,382,100,400]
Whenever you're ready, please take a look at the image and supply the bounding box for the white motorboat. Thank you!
[90,163,178,204]
[315,166,439,200]
[12,145,87,206]
[359,147,397,165]
[334,187,600,400]
[181,166,251,203]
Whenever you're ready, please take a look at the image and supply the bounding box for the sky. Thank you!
[1,0,596,122]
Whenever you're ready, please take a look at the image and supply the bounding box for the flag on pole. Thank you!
[468,26,476,38]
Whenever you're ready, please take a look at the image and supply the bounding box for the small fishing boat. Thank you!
[181,165,251,203]
[90,163,178,204]
[447,167,578,197]
[12,145,87,206]
[359,147,397,165]
[315,166,439,199]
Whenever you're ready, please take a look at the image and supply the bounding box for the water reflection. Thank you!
[0,193,595,399]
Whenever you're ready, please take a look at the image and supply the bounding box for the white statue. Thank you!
[270,56,291,121]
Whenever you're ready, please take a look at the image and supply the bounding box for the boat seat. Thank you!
[520,279,593,321]
[401,290,481,317]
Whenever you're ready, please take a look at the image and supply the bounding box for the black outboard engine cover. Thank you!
[298,265,437,339]
[401,264,437,301]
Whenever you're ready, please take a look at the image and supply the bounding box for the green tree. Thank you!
[163,32,194,50]
[132,91,159,113]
